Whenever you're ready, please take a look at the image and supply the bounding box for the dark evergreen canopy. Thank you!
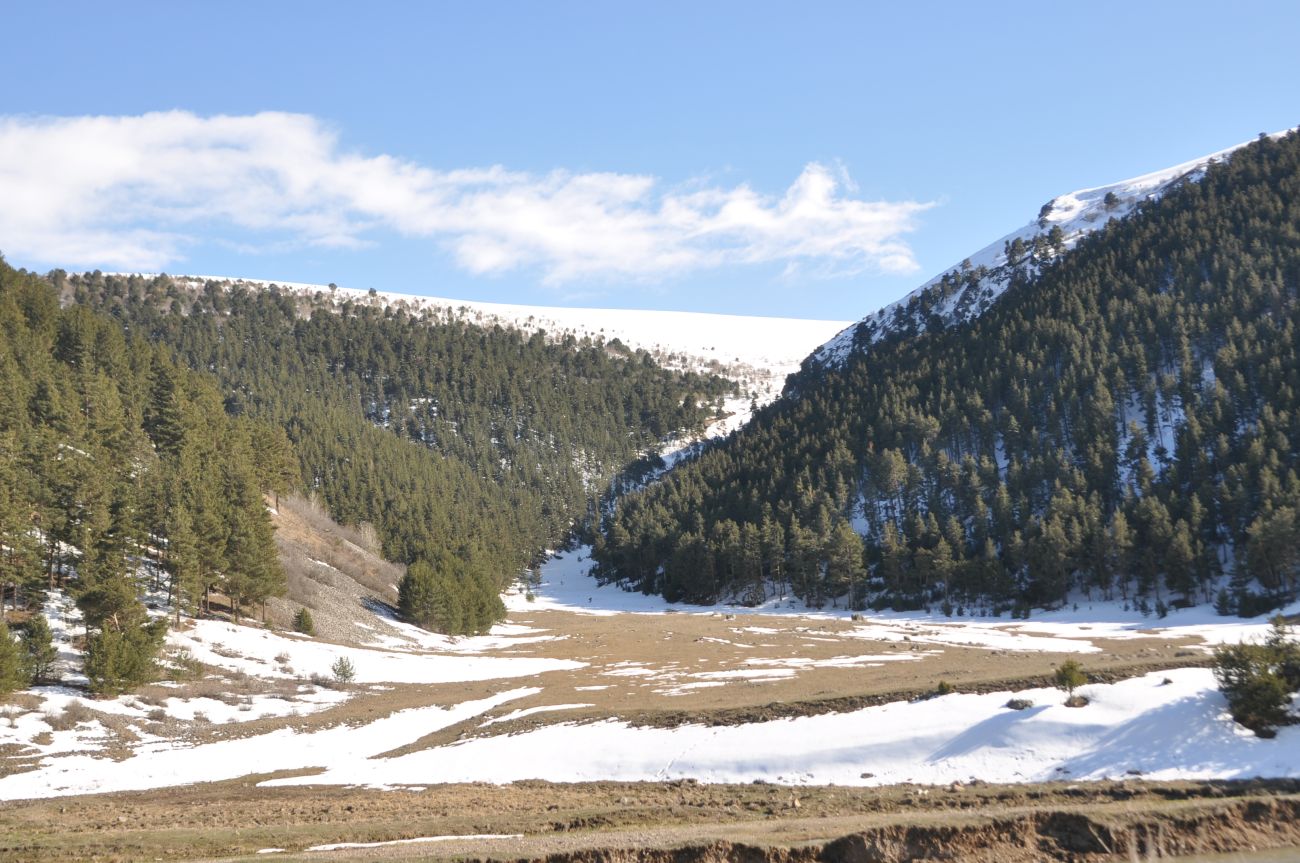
[0,261,287,691]
[65,271,732,632]
[595,131,1300,618]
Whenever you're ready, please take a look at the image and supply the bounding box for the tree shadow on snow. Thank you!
[926,703,1051,762]
[1059,688,1291,779]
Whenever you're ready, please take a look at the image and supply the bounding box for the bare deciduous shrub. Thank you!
[45,700,94,731]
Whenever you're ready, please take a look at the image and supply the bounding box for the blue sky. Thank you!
[2,2,1297,320]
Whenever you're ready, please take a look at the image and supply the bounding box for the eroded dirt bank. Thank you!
[501,796,1300,863]
[2,778,1297,862]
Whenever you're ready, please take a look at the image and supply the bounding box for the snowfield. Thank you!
[264,668,1288,790]
[170,618,582,685]
[508,544,1299,654]
[2,568,1294,801]
[297,835,524,853]
[0,689,536,800]
[0,589,585,797]
[4,668,1294,801]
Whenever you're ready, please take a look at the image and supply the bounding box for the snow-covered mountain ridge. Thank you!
[811,129,1296,369]
[166,275,849,406]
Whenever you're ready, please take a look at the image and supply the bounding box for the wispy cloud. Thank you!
[0,111,932,282]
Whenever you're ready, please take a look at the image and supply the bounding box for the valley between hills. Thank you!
[0,498,1296,861]
[2,130,1300,863]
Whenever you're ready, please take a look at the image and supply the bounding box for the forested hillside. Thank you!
[0,260,289,692]
[68,274,731,630]
[595,131,1300,617]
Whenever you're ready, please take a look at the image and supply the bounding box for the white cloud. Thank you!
[0,111,932,281]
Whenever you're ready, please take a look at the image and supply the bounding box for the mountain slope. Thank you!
[163,277,849,405]
[67,272,757,630]
[811,130,1292,369]
[0,259,290,692]
[594,129,1300,616]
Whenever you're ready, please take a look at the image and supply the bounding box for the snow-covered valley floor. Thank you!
[1,562,1296,803]
[255,667,1297,791]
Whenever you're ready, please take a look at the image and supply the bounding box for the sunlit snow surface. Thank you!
[259,669,1299,790]
[506,546,1297,655]
[0,589,584,801]
[4,666,1296,800]
[170,618,581,684]
[2,570,1297,799]
[0,689,536,800]
[299,835,523,853]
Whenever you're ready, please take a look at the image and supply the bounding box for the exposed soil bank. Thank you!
[501,796,1300,863]
[3,778,1296,862]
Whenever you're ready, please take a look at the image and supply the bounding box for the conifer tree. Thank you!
[0,436,40,610]
[293,607,315,635]
[826,521,867,608]
[0,620,28,695]
[19,615,57,684]
[84,618,166,697]
[163,484,201,623]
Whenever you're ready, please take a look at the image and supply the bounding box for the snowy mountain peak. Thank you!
[810,130,1293,369]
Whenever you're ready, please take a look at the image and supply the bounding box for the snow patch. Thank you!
[0,689,536,801]
[304,834,523,852]
[259,669,1299,789]
[511,545,1299,654]
[169,618,582,684]
[481,704,592,726]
